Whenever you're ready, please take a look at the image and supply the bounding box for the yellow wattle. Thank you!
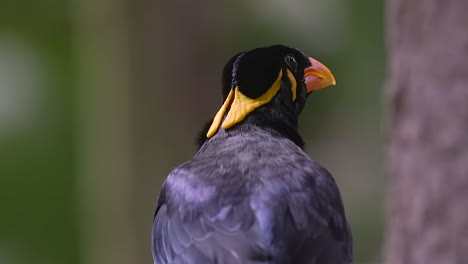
[206,69,286,138]
[206,89,235,138]
[221,71,283,130]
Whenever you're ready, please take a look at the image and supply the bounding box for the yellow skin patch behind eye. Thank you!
[286,69,297,101]
[207,69,297,138]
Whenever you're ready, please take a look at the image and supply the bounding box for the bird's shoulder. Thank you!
[160,131,347,223]
[158,137,349,237]
[153,134,352,263]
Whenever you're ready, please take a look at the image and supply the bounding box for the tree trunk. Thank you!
[385,0,468,263]
[73,0,138,263]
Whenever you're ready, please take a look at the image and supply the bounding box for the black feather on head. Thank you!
[197,45,335,148]
[221,52,244,100]
[197,45,310,148]
[232,45,308,99]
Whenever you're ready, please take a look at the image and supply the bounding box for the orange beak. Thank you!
[304,57,336,93]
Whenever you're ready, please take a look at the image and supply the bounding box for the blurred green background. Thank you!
[0,0,384,263]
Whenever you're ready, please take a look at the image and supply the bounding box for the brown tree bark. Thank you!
[385,0,468,263]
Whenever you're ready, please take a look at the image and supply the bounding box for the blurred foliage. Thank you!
[0,0,78,264]
[0,0,384,263]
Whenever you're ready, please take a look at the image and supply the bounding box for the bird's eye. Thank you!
[284,55,297,72]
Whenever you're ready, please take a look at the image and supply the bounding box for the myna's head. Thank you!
[207,45,336,138]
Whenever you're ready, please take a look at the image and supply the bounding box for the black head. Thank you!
[202,45,336,145]
[233,45,309,99]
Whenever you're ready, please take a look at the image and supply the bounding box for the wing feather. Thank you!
[152,161,352,264]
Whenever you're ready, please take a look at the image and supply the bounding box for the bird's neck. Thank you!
[239,107,305,148]
[197,105,305,149]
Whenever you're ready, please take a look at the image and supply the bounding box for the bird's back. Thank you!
[152,128,352,264]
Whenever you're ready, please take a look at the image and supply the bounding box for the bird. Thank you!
[151,45,353,264]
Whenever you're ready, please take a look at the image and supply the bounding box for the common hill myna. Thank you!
[152,45,352,264]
